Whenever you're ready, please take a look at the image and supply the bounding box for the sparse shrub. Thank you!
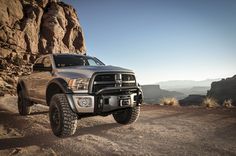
[202,97,219,108]
[160,97,179,106]
[223,99,233,108]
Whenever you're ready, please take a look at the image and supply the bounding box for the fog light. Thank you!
[77,97,92,107]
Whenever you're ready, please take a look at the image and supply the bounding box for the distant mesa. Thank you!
[141,85,186,104]
[158,79,220,90]
[141,78,218,105]
[179,75,236,106]
[142,76,236,106]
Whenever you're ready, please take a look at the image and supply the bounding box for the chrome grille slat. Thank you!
[92,73,136,92]
[94,81,116,85]
[122,81,136,83]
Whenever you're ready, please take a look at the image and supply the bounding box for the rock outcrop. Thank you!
[179,94,206,106]
[207,75,236,105]
[0,0,86,95]
[0,0,86,57]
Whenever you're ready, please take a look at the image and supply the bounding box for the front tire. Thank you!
[49,94,78,137]
[113,106,140,124]
[18,91,31,115]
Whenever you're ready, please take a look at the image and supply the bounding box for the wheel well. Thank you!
[46,83,64,105]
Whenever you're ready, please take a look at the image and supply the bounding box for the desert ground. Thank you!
[0,95,236,156]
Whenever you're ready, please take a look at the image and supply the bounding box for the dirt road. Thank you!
[0,95,236,156]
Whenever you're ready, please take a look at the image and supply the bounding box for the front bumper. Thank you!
[66,86,143,114]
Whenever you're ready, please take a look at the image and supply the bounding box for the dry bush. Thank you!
[160,97,179,106]
[202,97,219,108]
[223,99,233,108]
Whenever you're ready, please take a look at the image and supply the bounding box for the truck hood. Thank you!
[56,65,134,79]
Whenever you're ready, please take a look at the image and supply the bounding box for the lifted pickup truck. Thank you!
[17,54,143,137]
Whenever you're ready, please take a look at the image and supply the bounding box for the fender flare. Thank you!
[46,78,77,113]
[46,78,72,94]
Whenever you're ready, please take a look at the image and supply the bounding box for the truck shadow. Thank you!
[0,107,121,150]
[75,122,120,136]
[28,111,49,115]
[0,123,120,150]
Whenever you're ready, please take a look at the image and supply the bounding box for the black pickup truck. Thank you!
[17,54,143,137]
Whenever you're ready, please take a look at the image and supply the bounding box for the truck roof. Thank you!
[52,53,87,57]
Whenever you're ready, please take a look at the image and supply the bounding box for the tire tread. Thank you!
[50,94,77,137]
[113,106,140,124]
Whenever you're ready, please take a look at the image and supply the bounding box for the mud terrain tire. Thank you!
[49,94,78,137]
[113,106,140,124]
[18,91,31,115]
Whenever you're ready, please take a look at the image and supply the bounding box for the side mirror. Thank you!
[33,63,52,72]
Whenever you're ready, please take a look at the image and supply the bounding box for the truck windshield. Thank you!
[53,55,105,68]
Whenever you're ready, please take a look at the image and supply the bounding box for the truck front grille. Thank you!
[92,73,136,92]
[94,74,115,82]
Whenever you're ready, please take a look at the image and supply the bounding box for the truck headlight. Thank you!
[68,78,90,91]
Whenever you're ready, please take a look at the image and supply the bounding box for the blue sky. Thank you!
[64,0,236,84]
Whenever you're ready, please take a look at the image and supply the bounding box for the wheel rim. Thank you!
[51,106,60,129]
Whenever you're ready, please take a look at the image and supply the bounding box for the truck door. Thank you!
[31,56,53,102]
[27,57,44,98]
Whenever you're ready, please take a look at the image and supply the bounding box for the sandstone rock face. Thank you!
[0,0,86,95]
[207,75,236,105]
[0,0,86,57]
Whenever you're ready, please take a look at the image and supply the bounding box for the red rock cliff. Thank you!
[0,0,86,58]
[0,0,86,95]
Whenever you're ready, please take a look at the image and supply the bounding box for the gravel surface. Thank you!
[0,95,236,156]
